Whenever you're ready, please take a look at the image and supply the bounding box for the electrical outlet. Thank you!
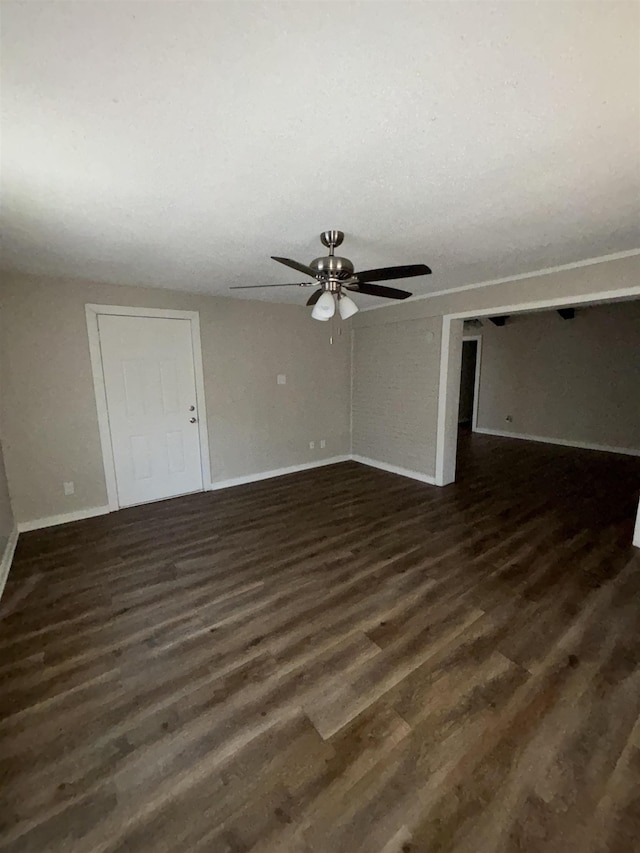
[277,374,286,385]
[320,439,326,449]
[309,441,315,450]
[63,481,75,496]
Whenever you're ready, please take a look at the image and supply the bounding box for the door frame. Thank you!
[461,334,482,432]
[435,283,640,487]
[86,304,211,511]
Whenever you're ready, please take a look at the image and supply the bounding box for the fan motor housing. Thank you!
[310,255,354,278]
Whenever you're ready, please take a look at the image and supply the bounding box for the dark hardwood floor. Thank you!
[1,432,639,852]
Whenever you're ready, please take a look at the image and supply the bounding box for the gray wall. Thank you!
[475,301,640,451]
[0,309,15,552]
[352,318,441,473]
[352,254,640,478]
[0,449,14,556]
[1,254,639,524]
[0,272,351,524]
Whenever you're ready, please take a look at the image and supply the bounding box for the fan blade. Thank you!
[356,263,431,283]
[346,283,412,300]
[306,289,323,306]
[229,283,309,289]
[271,256,317,277]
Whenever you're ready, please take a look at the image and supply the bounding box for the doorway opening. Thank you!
[435,279,640,490]
[458,335,481,433]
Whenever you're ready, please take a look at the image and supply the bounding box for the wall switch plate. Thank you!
[320,439,326,449]
[277,374,286,385]
[309,441,315,449]
[63,481,75,496]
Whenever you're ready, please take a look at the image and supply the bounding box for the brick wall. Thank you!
[352,317,442,476]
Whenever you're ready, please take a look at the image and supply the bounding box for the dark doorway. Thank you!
[458,339,478,428]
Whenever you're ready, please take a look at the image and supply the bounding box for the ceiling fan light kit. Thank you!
[338,294,359,320]
[230,231,432,320]
[311,290,336,321]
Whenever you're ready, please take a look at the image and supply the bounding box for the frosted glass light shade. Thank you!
[338,295,359,320]
[311,290,335,321]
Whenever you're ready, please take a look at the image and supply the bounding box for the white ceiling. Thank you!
[2,1,639,309]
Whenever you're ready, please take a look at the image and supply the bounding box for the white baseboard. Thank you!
[474,428,640,458]
[8,459,638,549]
[210,456,351,491]
[351,454,437,485]
[16,460,354,530]
[0,526,19,600]
[17,505,112,533]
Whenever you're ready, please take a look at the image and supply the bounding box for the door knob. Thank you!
[189,417,197,423]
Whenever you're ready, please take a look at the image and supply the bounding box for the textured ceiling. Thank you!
[2,1,639,310]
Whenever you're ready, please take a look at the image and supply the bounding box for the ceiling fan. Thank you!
[230,231,432,321]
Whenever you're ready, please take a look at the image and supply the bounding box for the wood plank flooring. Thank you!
[1,432,639,852]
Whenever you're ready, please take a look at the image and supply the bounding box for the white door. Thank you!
[98,314,204,507]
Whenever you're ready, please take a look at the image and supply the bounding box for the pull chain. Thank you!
[329,303,343,345]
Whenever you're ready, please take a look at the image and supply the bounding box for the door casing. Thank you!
[86,304,211,512]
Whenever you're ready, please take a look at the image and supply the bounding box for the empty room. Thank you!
[1,2,639,852]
